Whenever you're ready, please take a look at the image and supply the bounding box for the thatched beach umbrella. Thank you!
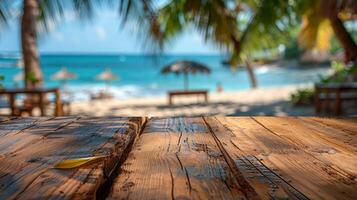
[51,67,77,88]
[161,60,211,90]
[95,68,118,89]
[13,72,24,82]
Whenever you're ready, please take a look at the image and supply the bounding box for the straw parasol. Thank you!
[95,68,118,89]
[13,72,24,82]
[161,60,211,90]
[51,67,77,88]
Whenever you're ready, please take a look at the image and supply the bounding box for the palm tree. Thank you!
[16,0,97,89]
[144,0,293,89]
[0,1,105,90]
[21,0,42,89]
[297,0,357,62]
[3,0,154,89]
[228,0,293,88]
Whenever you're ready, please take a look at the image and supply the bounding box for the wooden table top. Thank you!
[0,116,356,199]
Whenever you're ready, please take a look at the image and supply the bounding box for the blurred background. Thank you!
[0,0,356,117]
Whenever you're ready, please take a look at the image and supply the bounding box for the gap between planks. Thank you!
[96,117,148,199]
[107,117,251,199]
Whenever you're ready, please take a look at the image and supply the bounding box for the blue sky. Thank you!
[0,6,220,55]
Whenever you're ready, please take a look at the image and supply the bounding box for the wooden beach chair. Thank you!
[0,88,69,116]
[315,82,357,115]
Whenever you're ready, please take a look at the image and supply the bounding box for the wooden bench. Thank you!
[315,82,357,115]
[168,90,208,105]
[0,88,67,116]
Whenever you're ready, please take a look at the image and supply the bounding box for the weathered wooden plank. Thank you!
[0,117,49,137]
[306,117,357,137]
[108,117,248,200]
[0,116,77,155]
[255,117,357,180]
[0,116,145,200]
[218,117,357,200]
[299,117,357,150]
[204,116,307,200]
[309,117,357,133]
[0,116,16,123]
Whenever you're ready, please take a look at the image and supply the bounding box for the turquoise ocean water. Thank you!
[0,54,329,101]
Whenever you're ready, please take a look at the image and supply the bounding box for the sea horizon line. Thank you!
[0,52,228,57]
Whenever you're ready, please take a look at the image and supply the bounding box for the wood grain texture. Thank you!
[203,116,307,200]
[108,117,248,200]
[218,117,357,200]
[298,117,357,150]
[300,117,357,148]
[0,116,16,123]
[0,116,356,200]
[254,117,357,180]
[0,116,145,200]
[0,117,48,138]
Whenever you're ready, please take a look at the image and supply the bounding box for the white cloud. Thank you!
[94,26,107,40]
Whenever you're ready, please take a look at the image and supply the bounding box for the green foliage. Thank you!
[26,72,39,84]
[284,39,302,59]
[0,74,4,89]
[290,61,357,106]
[319,61,357,83]
[238,0,293,56]
[148,0,296,66]
[329,36,342,54]
[290,88,315,106]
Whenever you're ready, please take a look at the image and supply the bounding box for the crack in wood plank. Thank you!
[205,116,312,200]
[107,117,246,199]
[202,117,260,200]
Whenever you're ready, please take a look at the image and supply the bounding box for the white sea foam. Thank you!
[255,66,270,74]
[64,84,164,101]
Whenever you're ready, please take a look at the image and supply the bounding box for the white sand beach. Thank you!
[71,85,315,116]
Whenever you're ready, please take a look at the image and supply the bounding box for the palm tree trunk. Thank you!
[184,72,189,90]
[329,15,357,63]
[21,0,43,89]
[231,35,258,88]
[245,59,257,88]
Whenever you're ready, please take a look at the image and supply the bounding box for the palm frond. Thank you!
[239,0,292,55]
[297,0,354,52]
[116,0,164,51]
[298,13,333,51]
[0,0,13,26]
[37,0,101,33]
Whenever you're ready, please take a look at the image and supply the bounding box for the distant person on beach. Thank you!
[216,82,223,93]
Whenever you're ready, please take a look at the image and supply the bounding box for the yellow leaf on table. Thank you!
[54,156,106,169]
